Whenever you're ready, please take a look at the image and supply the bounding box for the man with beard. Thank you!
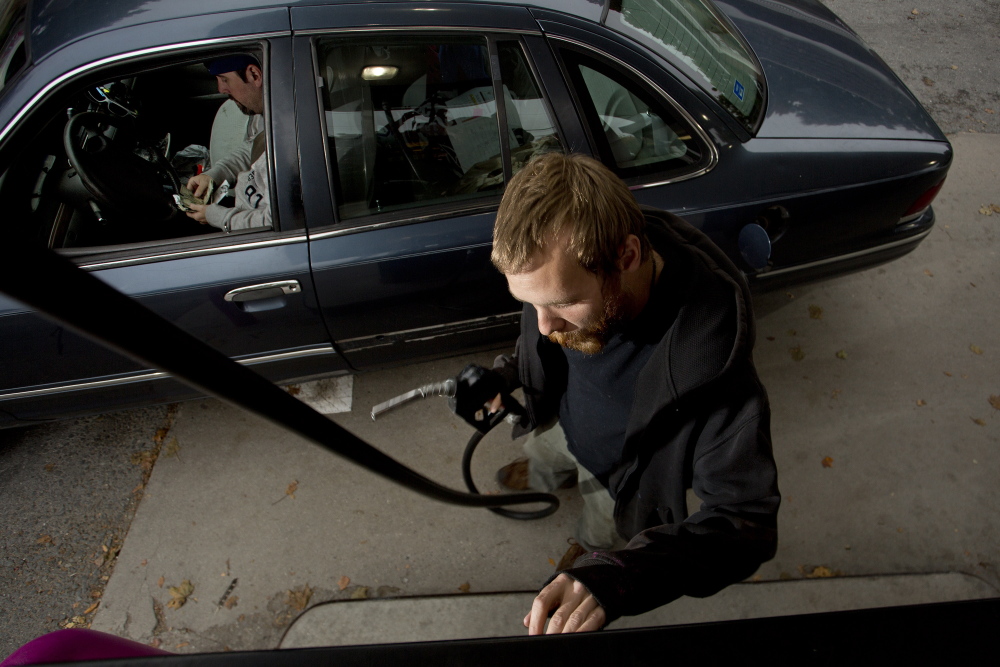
[184,54,270,232]
[482,153,779,634]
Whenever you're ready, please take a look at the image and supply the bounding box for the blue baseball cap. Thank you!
[206,54,260,76]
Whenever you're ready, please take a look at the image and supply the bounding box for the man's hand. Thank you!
[185,204,208,224]
[186,173,214,199]
[524,573,606,635]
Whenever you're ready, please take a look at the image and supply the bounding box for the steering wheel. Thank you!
[63,111,180,223]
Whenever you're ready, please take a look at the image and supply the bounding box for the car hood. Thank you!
[715,0,945,141]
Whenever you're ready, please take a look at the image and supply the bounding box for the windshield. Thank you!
[604,0,765,134]
[0,0,28,95]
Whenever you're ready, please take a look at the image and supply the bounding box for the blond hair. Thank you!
[491,153,648,276]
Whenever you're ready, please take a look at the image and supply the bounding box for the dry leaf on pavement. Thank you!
[835,350,847,360]
[167,580,194,609]
[789,346,805,361]
[224,596,239,610]
[286,585,313,611]
[286,481,299,499]
[970,344,984,355]
[458,582,471,593]
[808,305,823,320]
[916,399,927,407]
[821,457,834,468]
[989,396,1000,411]
[805,566,836,578]
[351,587,370,600]
[338,576,350,591]
[972,418,986,427]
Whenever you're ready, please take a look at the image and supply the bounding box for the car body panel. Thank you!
[715,0,945,141]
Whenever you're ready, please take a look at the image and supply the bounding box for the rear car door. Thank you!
[0,11,346,425]
[291,3,566,370]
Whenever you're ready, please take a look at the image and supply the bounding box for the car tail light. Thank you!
[899,179,946,224]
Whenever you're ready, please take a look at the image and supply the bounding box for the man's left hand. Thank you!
[186,204,209,223]
[524,573,606,635]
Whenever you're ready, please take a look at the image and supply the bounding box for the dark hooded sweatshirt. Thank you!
[493,207,780,624]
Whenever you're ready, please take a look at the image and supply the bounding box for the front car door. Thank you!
[0,9,346,426]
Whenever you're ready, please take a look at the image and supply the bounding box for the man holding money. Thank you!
[184,54,270,233]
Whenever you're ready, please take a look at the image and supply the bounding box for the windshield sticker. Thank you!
[734,79,745,102]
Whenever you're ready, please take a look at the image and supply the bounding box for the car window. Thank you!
[0,50,273,253]
[316,35,560,221]
[603,0,765,135]
[559,47,710,183]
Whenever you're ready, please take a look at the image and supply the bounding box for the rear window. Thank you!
[604,0,765,134]
[0,1,28,94]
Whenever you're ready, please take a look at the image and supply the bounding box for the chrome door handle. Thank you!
[224,280,302,303]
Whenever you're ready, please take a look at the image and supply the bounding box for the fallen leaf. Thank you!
[970,344,983,355]
[916,399,927,407]
[808,305,823,320]
[158,576,165,588]
[923,269,934,277]
[989,396,1000,411]
[458,582,471,593]
[167,580,194,609]
[338,576,350,591]
[972,418,986,427]
[944,371,952,377]
[806,566,836,578]
[821,456,834,468]
[286,584,312,611]
[922,76,934,87]
[835,350,847,360]
[548,558,557,566]
[285,481,299,499]
[951,65,958,70]
[44,463,56,472]
[83,602,99,615]
[176,643,189,649]
[141,560,148,566]
[153,428,169,444]
[224,595,239,610]
[163,437,180,458]
[789,346,805,361]
[986,108,995,114]
[911,9,920,15]
[37,534,53,545]
[979,205,997,216]
[350,587,370,600]
[286,385,301,396]
[149,639,162,649]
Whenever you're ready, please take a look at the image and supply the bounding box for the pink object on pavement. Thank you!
[1,628,172,665]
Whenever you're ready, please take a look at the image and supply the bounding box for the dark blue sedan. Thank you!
[0,0,950,427]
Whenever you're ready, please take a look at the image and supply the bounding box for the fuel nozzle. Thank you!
[370,378,457,421]
[370,364,527,433]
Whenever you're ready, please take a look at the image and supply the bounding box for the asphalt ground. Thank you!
[2,0,999,657]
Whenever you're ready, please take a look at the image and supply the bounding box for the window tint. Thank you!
[0,52,272,251]
[561,49,709,183]
[316,35,559,221]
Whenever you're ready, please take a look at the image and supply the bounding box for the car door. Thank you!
[0,27,346,426]
[291,3,568,370]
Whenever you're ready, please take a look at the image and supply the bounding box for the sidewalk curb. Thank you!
[281,571,998,648]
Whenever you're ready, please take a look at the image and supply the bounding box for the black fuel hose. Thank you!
[0,241,558,515]
[461,409,559,520]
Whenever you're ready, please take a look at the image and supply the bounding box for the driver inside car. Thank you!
[184,55,271,233]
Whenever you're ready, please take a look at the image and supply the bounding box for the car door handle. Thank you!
[224,280,301,312]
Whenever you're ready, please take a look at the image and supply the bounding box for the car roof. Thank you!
[27,0,604,63]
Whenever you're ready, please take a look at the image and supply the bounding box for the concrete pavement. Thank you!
[91,133,999,652]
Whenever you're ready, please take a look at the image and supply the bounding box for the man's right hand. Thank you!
[186,173,214,199]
